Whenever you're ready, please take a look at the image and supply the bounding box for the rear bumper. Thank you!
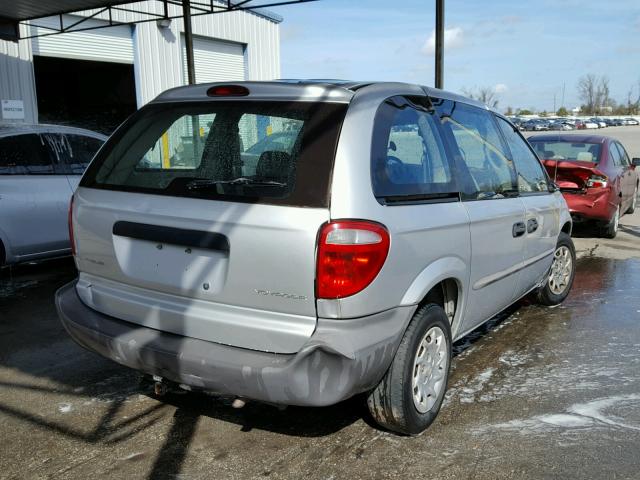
[56,281,414,407]
[562,188,616,223]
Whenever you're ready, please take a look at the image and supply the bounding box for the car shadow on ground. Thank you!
[0,256,524,480]
[570,222,603,238]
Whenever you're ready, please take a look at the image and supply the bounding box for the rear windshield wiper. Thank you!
[187,177,286,190]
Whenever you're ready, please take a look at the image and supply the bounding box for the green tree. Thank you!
[518,108,533,115]
[556,107,569,116]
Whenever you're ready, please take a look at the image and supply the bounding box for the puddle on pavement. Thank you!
[445,256,640,413]
[0,258,76,301]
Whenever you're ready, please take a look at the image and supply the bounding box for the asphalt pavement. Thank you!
[1,128,640,479]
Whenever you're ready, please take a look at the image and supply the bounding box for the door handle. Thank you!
[527,218,538,234]
[513,222,526,237]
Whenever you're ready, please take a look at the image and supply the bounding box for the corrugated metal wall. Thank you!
[32,17,134,63]
[131,2,280,105]
[0,25,38,123]
[181,36,245,84]
[0,1,281,124]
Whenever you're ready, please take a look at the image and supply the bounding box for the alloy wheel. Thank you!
[548,245,573,295]
[412,326,448,413]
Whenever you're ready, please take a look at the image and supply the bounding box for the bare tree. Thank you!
[577,74,598,114]
[462,87,499,108]
[578,74,611,115]
[597,76,610,114]
[627,79,640,114]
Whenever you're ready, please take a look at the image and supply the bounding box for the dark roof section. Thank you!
[0,1,134,21]
[0,0,291,41]
[155,79,487,110]
[0,0,283,22]
[278,80,487,109]
[274,79,485,107]
[276,79,376,92]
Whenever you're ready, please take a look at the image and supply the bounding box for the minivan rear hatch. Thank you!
[74,97,348,353]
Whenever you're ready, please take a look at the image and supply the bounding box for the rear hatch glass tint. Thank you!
[81,101,348,207]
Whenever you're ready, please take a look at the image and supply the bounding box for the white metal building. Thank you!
[0,2,281,130]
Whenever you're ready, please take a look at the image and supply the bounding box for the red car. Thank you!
[528,134,639,238]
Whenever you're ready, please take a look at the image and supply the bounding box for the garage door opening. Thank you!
[33,56,136,134]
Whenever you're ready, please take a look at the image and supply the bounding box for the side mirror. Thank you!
[388,141,397,152]
[632,158,640,167]
[548,181,560,193]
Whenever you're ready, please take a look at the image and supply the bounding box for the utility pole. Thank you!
[435,0,444,89]
[182,0,200,157]
[182,0,196,85]
[561,82,566,109]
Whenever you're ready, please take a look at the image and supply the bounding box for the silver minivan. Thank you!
[56,81,575,434]
[0,124,106,265]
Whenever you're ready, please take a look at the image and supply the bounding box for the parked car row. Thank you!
[510,116,639,132]
[584,117,639,128]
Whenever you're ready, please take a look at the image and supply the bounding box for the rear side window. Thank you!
[82,101,347,208]
[436,101,517,200]
[38,133,103,174]
[371,96,457,201]
[495,116,548,193]
[609,143,622,166]
[63,135,103,174]
[0,134,53,175]
[614,142,630,166]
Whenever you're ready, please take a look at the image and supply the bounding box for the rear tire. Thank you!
[367,303,452,435]
[626,187,637,214]
[535,232,576,306]
[601,205,620,239]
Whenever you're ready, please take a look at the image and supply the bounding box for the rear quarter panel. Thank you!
[320,84,472,339]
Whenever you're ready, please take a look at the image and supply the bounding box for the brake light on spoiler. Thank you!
[207,85,250,97]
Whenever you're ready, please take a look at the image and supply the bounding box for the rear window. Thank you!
[529,141,601,163]
[82,101,347,207]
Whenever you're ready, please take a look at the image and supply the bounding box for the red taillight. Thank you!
[206,85,250,97]
[316,220,390,299]
[68,195,76,256]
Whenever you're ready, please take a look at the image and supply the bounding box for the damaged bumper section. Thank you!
[55,281,414,407]
[564,188,615,223]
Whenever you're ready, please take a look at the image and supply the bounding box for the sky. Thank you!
[272,0,640,112]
